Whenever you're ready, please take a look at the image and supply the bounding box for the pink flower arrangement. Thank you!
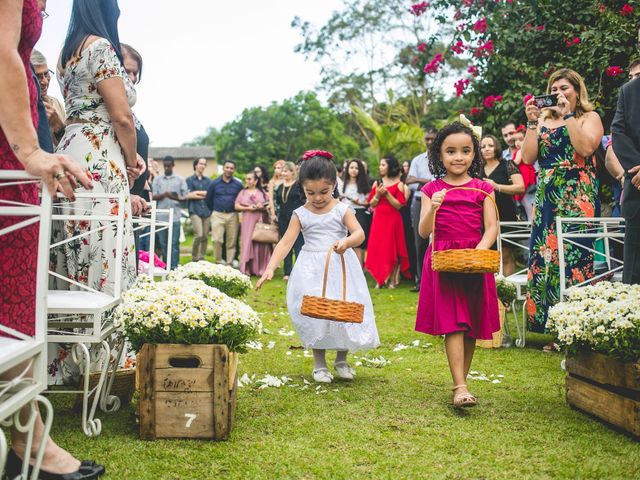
[454,78,470,97]
[474,39,494,57]
[417,42,428,52]
[606,66,624,77]
[410,2,429,16]
[483,94,503,109]
[467,65,479,77]
[472,18,488,33]
[620,4,634,16]
[423,53,444,74]
[450,40,465,54]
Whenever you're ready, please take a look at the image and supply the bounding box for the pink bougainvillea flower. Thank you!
[423,53,444,74]
[483,94,502,109]
[606,66,624,77]
[454,78,470,97]
[524,23,533,32]
[536,25,545,31]
[463,0,474,6]
[573,37,581,44]
[523,94,534,105]
[450,40,465,54]
[454,10,462,20]
[474,39,494,57]
[620,4,634,16]
[472,18,488,33]
[411,57,419,65]
[565,37,581,47]
[467,65,479,76]
[410,2,429,16]
[417,42,428,52]
[470,107,482,116]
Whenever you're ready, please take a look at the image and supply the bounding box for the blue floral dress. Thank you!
[526,125,599,332]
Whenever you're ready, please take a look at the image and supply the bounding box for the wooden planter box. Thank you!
[137,344,238,440]
[565,351,640,438]
[476,301,505,349]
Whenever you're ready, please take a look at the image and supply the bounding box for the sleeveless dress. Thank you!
[287,202,379,351]
[236,188,272,276]
[0,0,42,336]
[415,179,500,340]
[50,38,137,294]
[526,125,599,332]
[364,182,411,285]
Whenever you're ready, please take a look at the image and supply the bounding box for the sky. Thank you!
[36,1,343,147]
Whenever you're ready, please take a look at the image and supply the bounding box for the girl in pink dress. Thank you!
[415,122,500,408]
[235,172,272,275]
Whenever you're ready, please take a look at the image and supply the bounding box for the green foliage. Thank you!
[211,91,360,172]
[423,0,639,133]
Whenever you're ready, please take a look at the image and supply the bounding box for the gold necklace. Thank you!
[281,183,293,204]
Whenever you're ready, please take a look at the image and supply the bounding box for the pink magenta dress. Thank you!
[415,178,500,340]
[237,188,272,276]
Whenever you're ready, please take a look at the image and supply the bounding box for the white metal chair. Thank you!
[46,191,128,437]
[131,203,173,278]
[556,217,625,300]
[499,221,532,347]
[0,171,54,479]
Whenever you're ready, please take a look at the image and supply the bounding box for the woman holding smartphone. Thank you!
[521,68,603,343]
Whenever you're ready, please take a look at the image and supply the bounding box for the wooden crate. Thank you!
[137,344,238,440]
[565,351,640,438]
[476,301,505,349]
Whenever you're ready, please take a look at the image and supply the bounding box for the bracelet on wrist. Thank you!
[526,120,538,130]
[563,112,576,120]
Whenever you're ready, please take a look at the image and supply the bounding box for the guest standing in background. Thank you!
[186,158,212,262]
[152,156,187,269]
[340,158,371,266]
[405,128,436,292]
[480,134,524,276]
[0,1,103,478]
[512,125,537,221]
[205,160,243,265]
[267,159,285,218]
[272,161,304,279]
[30,49,66,148]
[522,68,603,341]
[235,172,272,275]
[501,120,517,161]
[253,164,270,190]
[365,154,411,288]
[53,0,143,294]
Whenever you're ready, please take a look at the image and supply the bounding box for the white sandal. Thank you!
[334,361,356,380]
[312,368,333,383]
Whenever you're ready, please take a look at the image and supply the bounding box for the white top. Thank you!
[407,151,432,197]
[294,202,349,251]
[340,183,367,209]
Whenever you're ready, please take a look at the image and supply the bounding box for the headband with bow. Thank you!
[302,150,334,161]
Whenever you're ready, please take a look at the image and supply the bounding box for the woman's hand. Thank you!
[430,189,446,212]
[127,154,146,185]
[23,149,93,201]
[525,97,541,122]
[255,269,274,290]
[483,178,497,189]
[270,213,277,222]
[552,92,571,117]
[377,185,387,197]
[333,238,349,254]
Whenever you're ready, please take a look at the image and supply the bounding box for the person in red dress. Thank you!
[0,1,102,478]
[364,154,411,288]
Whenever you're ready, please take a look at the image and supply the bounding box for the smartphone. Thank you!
[534,93,558,109]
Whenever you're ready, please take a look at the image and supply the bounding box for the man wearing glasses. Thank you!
[30,49,66,147]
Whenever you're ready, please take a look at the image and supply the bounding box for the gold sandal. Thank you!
[452,384,477,408]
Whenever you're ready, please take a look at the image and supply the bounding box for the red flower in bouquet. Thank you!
[620,4,634,16]
[606,66,624,77]
[410,2,429,16]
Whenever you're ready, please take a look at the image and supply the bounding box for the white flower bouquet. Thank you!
[495,275,517,305]
[167,261,252,298]
[114,277,261,352]
[547,282,640,361]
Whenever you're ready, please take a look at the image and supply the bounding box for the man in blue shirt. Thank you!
[152,156,188,269]
[186,158,212,262]
[205,160,243,265]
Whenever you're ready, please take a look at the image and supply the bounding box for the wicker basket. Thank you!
[431,186,501,274]
[300,248,364,323]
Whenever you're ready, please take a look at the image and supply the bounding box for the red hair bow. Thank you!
[302,150,334,160]
[515,124,526,133]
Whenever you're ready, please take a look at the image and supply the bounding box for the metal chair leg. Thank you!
[0,426,7,478]
[99,336,125,413]
[514,301,527,348]
[73,341,109,437]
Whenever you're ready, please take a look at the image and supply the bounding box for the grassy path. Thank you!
[50,278,640,479]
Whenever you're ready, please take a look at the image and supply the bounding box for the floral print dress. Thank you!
[526,125,599,332]
[51,38,137,296]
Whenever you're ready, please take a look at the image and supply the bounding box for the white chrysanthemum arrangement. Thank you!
[547,282,640,361]
[114,276,261,352]
[167,261,252,298]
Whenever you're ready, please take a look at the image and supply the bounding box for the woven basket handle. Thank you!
[321,248,347,301]
[431,186,501,253]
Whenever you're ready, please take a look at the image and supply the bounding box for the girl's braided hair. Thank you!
[428,122,483,179]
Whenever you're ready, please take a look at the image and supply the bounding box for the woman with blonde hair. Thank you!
[521,68,603,342]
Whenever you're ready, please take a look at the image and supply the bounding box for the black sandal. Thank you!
[5,449,105,480]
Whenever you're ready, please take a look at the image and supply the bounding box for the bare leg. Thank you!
[444,332,468,393]
[502,247,516,277]
[2,362,80,474]
[312,349,327,369]
[335,350,348,364]
[463,336,476,379]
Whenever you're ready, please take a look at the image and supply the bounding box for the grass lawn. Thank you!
[49,276,640,479]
